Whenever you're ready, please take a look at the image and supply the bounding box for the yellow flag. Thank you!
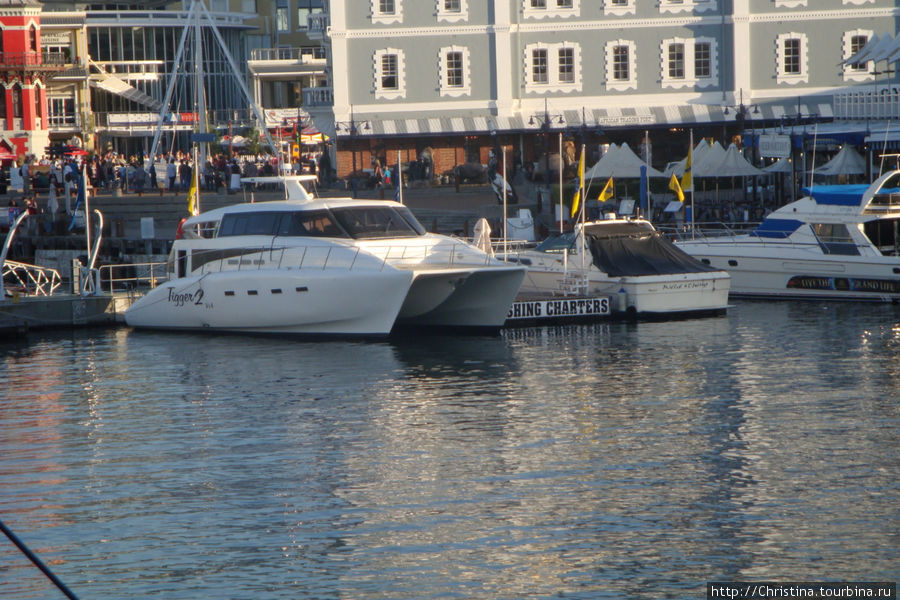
[668,173,684,202]
[680,146,692,191]
[187,162,199,216]
[570,150,585,218]
[598,177,614,202]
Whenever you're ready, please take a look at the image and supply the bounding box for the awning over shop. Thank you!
[346,100,835,139]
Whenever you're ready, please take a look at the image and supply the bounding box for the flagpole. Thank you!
[579,143,586,275]
[558,132,563,234]
[397,149,403,204]
[689,128,695,238]
[502,145,507,256]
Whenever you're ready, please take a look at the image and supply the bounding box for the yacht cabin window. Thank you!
[215,207,426,239]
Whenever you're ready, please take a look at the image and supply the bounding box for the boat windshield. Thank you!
[534,232,577,254]
[330,206,425,239]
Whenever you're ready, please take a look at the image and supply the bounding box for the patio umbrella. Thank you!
[664,139,711,177]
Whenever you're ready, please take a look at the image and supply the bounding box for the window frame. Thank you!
[660,37,717,89]
[436,0,468,22]
[659,0,717,14]
[776,32,808,84]
[603,0,635,16]
[439,45,471,97]
[374,48,406,99]
[523,0,580,19]
[606,40,636,91]
[842,29,874,82]
[372,0,403,24]
[524,42,581,93]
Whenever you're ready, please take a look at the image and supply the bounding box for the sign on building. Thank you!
[759,134,791,158]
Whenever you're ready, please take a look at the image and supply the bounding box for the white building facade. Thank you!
[309,0,899,178]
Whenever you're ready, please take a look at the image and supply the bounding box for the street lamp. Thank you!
[723,89,760,153]
[529,98,565,188]
[334,108,371,180]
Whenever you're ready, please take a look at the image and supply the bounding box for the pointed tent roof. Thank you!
[814,145,867,176]
[763,157,793,173]
[663,138,711,177]
[705,143,766,177]
[693,141,728,177]
[583,142,665,180]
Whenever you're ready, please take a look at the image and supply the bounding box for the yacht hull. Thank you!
[125,268,413,336]
[677,246,900,302]
[397,267,526,329]
[518,268,730,314]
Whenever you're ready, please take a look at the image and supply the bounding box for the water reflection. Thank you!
[0,301,897,599]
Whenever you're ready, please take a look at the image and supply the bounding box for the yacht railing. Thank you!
[189,242,499,276]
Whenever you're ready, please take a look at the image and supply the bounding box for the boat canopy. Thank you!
[586,232,721,277]
[800,184,870,207]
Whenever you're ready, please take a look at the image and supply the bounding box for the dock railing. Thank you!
[2,260,62,297]
[100,262,168,296]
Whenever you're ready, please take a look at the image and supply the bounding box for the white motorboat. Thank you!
[499,215,730,317]
[675,170,900,302]
[124,176,525,336]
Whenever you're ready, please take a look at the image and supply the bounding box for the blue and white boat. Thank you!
[675,170,900,301]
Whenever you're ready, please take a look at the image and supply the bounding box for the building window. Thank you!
[382,55,398,89]
[774,0,807,6]
[276,0,289,32]
[374,48,405,99]
[784,39,800,74]
[613,46,629,80]
[605,40,636,91]
[525,42,581,92]
[523,0,579,19]
[372,0,403,24]
[297,3,324,29]
[446,52,463,87]
[659,0,717,13]
[604,0,635,15]
[12,84,22,119]
[242,0,256,12]
[776,32,808,84]
[436,0,468,22]
[439,46,471,97]
[532,49,548,84]
[695,42,711,78]
[843,29,874,82]
[210,0,227,11]
[661,37,717,88]
[29,26,38,52]
[558,48,574,83]
[668,43,685,79]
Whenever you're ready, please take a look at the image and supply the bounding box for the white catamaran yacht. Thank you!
[499,215,731,317]
[675,170,900,301]
[124,177,526,336]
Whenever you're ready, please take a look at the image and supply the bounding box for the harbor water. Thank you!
[1,300,897,599]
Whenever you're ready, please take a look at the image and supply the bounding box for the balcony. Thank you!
[303,86,332,108]
[249,46,326,63]
[307,13,329,40]
[0,52,69,70]
[834,84,900,121]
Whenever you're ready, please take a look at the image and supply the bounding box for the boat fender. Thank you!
[616,288,628,312]
[175,217,187,240]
